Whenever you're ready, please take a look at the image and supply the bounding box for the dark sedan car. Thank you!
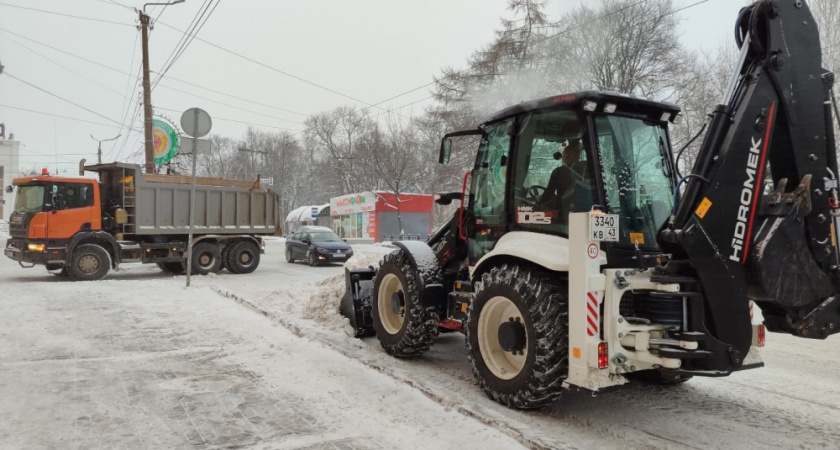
[285,226,353,266]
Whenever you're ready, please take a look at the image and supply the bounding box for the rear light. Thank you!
[757,324,766,347]
[27,243,46,252]
[598,342,609,369]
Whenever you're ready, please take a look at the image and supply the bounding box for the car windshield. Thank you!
[310,231,342,243]
[14,185,46,213]
[594,115,674,250]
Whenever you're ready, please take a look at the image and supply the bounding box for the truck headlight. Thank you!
[27,243,46,252]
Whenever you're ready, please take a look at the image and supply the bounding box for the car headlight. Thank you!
[317,247,330,254]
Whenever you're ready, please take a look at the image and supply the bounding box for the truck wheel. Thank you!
[66,244,112,281]
[220,242,234,271]
[191,242,222,275]
[467,263,568,409]
[227,241,260,274]
[371,250,435,358]
[158,262,185,274]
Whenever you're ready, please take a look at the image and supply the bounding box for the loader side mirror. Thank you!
[439,138,452,165]
[4,185,12,193]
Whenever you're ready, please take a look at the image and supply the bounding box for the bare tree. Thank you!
[549,0,688,98]
[303,106,375,195]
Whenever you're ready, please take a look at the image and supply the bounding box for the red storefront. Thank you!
[330,191,434,242]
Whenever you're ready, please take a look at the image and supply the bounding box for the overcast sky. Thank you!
[0,0,748,178]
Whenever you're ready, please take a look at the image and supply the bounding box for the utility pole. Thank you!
[140,1,184,174]
[140,10,154,174]
[91,134,121,165]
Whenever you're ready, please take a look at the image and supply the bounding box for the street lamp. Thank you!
[90,134,121,165]
[143,0,185,13]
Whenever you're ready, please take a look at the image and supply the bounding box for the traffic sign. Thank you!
[180,107,212,138]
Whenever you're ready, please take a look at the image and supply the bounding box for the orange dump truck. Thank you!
[4,162,280,280]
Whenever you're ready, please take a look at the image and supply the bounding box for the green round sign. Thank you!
[153,118,179,164]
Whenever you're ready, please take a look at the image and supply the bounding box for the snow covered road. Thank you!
[1,237,839,449]
[0,244,521,450]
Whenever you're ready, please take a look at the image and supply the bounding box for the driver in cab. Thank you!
[539,139,584,226]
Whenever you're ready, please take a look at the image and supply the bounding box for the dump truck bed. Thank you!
[87,162,281,236]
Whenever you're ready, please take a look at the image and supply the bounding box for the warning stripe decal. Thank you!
[586,292,599,337]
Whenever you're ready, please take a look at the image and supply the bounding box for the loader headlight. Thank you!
[27,243,46,252]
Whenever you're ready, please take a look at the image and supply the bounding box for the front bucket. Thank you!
[341,267,376,337]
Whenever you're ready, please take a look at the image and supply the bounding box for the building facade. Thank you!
[329,191,433,243]
[0,126,21,222]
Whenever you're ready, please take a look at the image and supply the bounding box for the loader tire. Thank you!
[371,249,436,358]
[467,263,568,409]
[227,240,260,274]
[66,244,111,281]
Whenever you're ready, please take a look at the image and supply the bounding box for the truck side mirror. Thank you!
[4,185,12,193]
[439,138,452,165]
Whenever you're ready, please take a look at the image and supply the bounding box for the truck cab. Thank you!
[5,171,100,266]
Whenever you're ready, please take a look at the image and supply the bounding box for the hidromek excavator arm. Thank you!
[659,0,840,369]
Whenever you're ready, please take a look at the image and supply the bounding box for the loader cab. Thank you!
[442,91,680,266]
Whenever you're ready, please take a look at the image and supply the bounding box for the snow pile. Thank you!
[257,246,395,337]
[302,248,393,335]
[0,220,8,240]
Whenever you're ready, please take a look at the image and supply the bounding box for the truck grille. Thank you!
[8,212,33,239]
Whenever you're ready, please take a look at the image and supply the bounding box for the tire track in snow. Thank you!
[210,285,706,450]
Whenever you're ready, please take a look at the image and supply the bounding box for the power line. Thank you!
[157,0,222,86]
[3,71,127,127]
[155,106,303,132]
[151,0,213,88]
[154,20,412,118]
[93,0,134,11]
[3,33,128,98]
[0,27,307,124]
[0,103,139,131]
[153,83,304,125]
[0,27,132,77]
[109,29,143,157]
[0,1,135,27]
[157,72,307,116]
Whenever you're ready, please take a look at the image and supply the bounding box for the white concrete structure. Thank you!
[0,130,21,222]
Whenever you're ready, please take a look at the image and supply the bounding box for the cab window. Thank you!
[511,111,593,236]
[52,182,94,210]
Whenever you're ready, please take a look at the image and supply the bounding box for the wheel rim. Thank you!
[377,273,405,334]
[477,296,528,380]
[77,254,100,274]
[239,250,253,265]
[198,252,213,269]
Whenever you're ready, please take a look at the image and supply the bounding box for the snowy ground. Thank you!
[1,237,839,449]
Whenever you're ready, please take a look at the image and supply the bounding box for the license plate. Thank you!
[333,254,346,259]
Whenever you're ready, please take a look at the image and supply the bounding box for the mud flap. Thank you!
[341,267,376,337]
